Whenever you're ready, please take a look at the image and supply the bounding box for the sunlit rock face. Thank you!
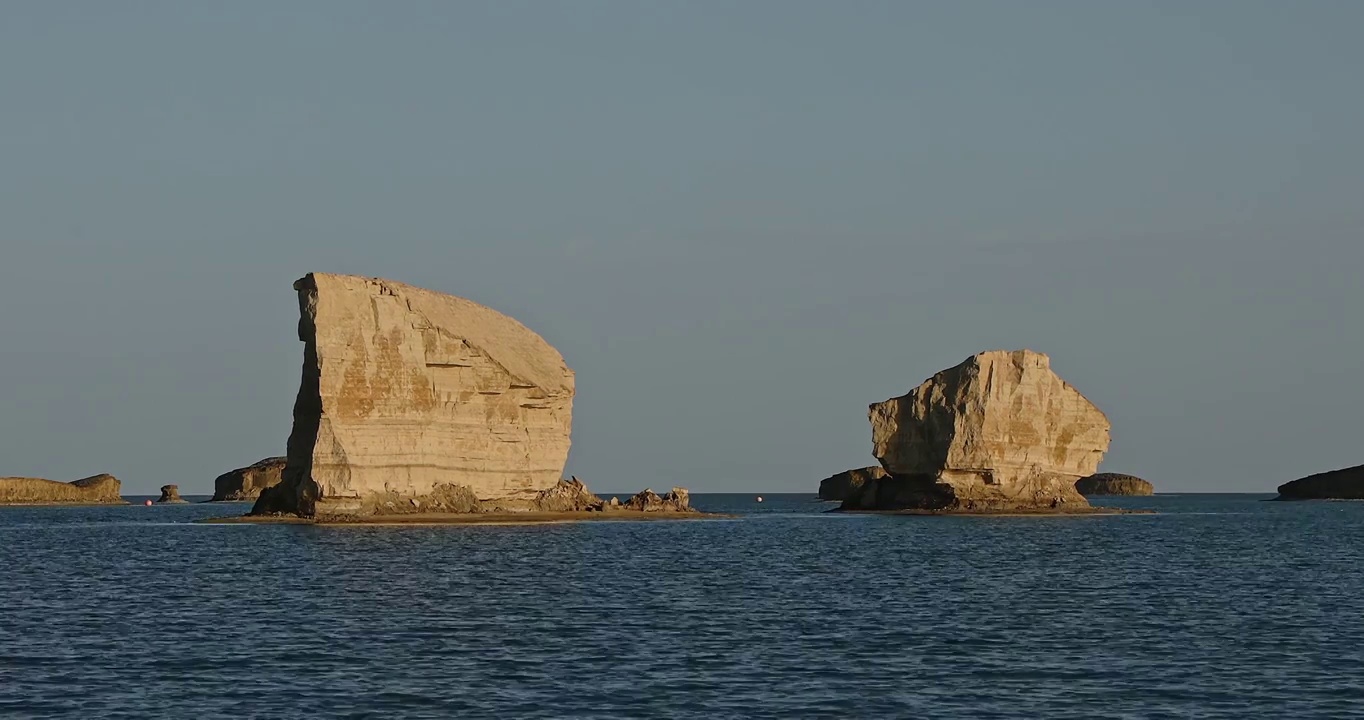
[253,273,574,518]
[853,350,1110,512]
[212,457,286,501]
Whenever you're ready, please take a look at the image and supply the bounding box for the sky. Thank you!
[1,1,1360,495]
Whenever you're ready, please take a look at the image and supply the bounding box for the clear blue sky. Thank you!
[2,1,1360,494]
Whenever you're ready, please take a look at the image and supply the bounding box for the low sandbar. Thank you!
[200,510,730,526]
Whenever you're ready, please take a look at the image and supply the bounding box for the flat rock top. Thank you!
[305,273,573,395]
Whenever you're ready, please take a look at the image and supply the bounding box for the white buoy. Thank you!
[755,495,764,503]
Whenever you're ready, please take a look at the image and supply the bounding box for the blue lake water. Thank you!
[2,493,1362,718]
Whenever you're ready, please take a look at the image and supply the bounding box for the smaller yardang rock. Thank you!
[621,487,693,513]
[0,474,125,505]
[818,466,887,501]
[533,476,605,512]
[1276,464,1364,500]
[212,457,287,502]
[157,485,187,504]
[1075,473,1154,496]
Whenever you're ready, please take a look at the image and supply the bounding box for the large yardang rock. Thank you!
[1076,473,1154,496]
[1276,465,1364,500]
[157,485,187,503]
[0,474,125,505]
[253,273,575,518]
[854,349,1110,512]
[212,457,287,501]
[818,466,886,501]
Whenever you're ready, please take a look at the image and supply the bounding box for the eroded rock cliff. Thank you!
[1276,465,1364,500]
[212,457,286,501]
[849,349,1110,513]
[1075,473,1154,496]
[252,273,575,518]
[817,466,886,501]
[0,474,125,505]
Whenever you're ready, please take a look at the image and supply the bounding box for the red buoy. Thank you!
[144,499,153,506]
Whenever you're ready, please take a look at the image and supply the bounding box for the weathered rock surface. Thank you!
[620,487,693,513]
[1076,473,1154,496]
[0,474,125,505]
[157,485,187,503]
[532,476,605,512]
[818,466,887,501]
[849,349,1110,512]
[252,273,575,518]
[1276,465,1364,500]
[212,457,287,501]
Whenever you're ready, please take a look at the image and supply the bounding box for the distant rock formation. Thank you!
[157,485,187,503]
[1076,473,1154,496]
[252,273,576,519]
[212,457,286,501]
[845,349,1110,513]
[619,487,693,513]
[0,474,125,505]
[818,466,886,501]
[1276,464,1364,500]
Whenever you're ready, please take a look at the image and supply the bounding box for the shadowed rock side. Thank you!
[1076,473,1154,496]
[211,457,286,501]
[157,485,187,503]
[0,474,125,505]
[253,273,579,519]
[818,466,887,501]
[846,349,1111,513]
[1276,465,1364,500]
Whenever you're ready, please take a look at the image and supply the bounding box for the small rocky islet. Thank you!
[1275,465,1364,501]
[0,474,125,506]
[827,349,1125,514]
[1075,473,1155,497]
[210,457,286,502]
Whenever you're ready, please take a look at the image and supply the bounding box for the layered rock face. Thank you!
[0,474,125,505]
[851,350,1110,512]
[253,273,575,518]
[157,485,187,503]
[1276,465,1364,500]
[1076,473,1154,496]
[212,457,286,501]
[818,466,886,501]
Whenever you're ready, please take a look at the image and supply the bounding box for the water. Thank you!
[2,494,1362,718]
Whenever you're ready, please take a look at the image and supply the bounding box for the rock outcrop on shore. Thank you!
[818,466,886,501]
[252,273,579,519]
[212,457,286,501]
[1075,473,1154,496]
[1276,465,1364,500]
[845,349,1110,513]
[157,485,187,503]
[0,474,125,505]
